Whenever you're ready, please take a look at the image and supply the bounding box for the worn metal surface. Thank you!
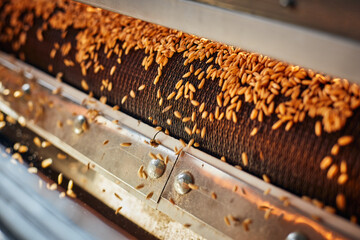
[0,146,124,240]
[77,0,360,82]
[160,152,356,239]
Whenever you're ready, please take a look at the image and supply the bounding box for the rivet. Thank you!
[174,171,193,195]
[285,232,308,240]
[73,115,88,134]
[147,158,166,179]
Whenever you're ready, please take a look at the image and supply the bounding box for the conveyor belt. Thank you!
[0,0,359,223]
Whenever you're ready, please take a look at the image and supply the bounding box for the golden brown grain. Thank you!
[320,156,332,170]
[162,105,172,113]
[242,152,248,166]
[315,121,322,136]
[262,174,270,183]
[327,164,338,179]
[58,173,63,185]
[211,192,217,199]
[337,136,353,146]
[250,127,258,136]
[331,144,340,155]
[114,192,122,200]
[110,66,116,75]
[41,158,53,168]
[340,161,347,173]
[242,218,252,231]
[57,153,67,159]
[337,174,348,185]
[138,84,146,91]
[68,180,74,190]
[146,191,154,199]
[130,90,136,98]
[115,206,122,214]
[174,111,182,118]
[188,183,199,190]
[224,216,231,226]
[336,193,345,210]
[167,91,176,100]
[148,152,157,159]
[120,142,132,147]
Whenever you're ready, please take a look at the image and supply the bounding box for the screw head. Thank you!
[174,171,194,195]
[147,158,166,179]
[279,0,296,7]
[21,83,31,94]
[73,115,88,134]
[286,232,307,240]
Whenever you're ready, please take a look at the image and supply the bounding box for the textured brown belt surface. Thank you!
[0,0,359,223]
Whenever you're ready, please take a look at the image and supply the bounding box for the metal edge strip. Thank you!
[0,51,359,239]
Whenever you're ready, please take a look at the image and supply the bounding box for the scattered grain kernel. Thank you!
[58,173,63,185]
[250,127,258,136]
[28,167,38,174]
[336,193,346,210]
[41,158,53,168]
[121,95,128,104]
[264,188,271,195]
[331,144,340,155]
[130,90,136,98]
[115,206,122,214]
[224,216,231,226]
[320,156,332,170]
[242,152,248,166]
[146,191,154,199]
[33,137,41,147]
[340,161,347,173]
[337,136,353,146]
[327,164,338,179]
[315,121,322,136]
[262,174,270,183]
[211,192,217,199]
[338,174,348,185]
[81,79,89,91]
[174,111,182,118]
[41,141,51,148]
[188,183,199,190]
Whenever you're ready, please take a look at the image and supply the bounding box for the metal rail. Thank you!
[0,51,359,239]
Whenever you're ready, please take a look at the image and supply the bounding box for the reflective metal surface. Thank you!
[147,159,166,179]
[73,115,88,135]
[0,145,125,240]
[286,232,308,240]
[174,171,194,195]
[0,51,359,239]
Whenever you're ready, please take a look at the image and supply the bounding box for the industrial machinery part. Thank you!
[0,0,359,239]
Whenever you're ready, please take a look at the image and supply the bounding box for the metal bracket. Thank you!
[0,51,359,239]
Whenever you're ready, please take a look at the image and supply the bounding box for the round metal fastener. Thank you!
[73,115,88,134]
[279,0,296,7]
[147,158,166,179]
[21,83,31,94]
[285,232,308,240]
[174,171,194,195]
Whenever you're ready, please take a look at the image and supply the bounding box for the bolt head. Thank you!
[286,232,307,240]
[174,171,193,195]
[73,115,88,134]
[21,83,31,94]
[147,158,166,179]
